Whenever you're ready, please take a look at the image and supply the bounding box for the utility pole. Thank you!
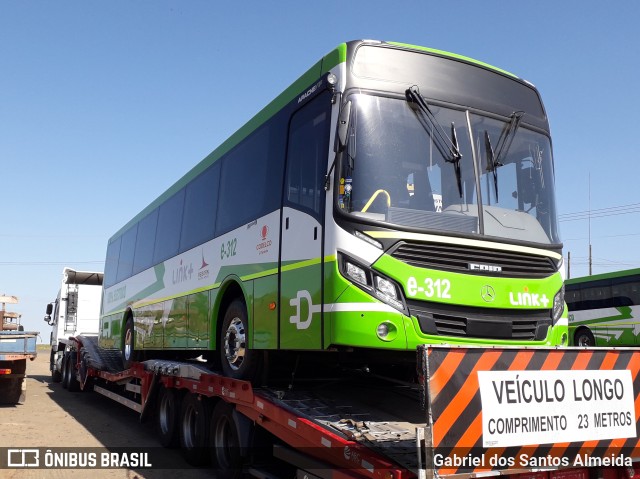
[589,172,593,276]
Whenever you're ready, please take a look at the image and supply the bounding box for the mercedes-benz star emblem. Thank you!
[481,285,496,302]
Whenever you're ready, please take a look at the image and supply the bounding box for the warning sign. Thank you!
[478,369,636,447]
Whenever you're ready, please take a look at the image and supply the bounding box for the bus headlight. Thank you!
[339,254,407,314]
[375,276,397,299]
[552,286,565,323]
[345,261,368,285]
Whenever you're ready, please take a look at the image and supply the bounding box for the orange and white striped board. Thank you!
[418,346,640,477]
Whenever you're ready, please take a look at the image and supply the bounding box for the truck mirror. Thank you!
[45,303,53,315]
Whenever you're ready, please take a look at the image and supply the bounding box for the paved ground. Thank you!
[0,350,215,479]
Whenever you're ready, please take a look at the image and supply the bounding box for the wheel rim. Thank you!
[578,334,592,347]
[223,317,246,371]
[124,327,133,361]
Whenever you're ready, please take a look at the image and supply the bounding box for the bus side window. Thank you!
[285,91,332,219]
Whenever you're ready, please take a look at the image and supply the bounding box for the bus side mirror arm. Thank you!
[336,101,352,152]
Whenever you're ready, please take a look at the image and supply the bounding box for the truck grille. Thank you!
[407,299,551,341]
[389,241,557,278]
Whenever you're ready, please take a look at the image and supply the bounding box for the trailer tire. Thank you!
[122,315,135,369]
[157,386,181,448]
[0,377,24,404]
[575,328,596,347]
[209,400,243,479]
[220,299,258,381]
[179,393,211,466]
[66,351,80,392]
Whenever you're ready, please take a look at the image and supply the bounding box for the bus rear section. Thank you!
[566,268,640,346]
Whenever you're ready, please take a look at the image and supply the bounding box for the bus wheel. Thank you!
[210,400,243,478]
[122,315,135,369]
[575,328,596,347]
[220,300,258,381]
[157,386,181,448]
[66,352,80,392]
[179,393,211,466]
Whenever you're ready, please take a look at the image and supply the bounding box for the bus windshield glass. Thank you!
[338,94,560,245]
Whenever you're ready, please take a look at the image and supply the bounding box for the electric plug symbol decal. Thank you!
[289,290,321,330]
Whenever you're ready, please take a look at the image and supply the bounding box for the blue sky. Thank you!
[1,1,639,335]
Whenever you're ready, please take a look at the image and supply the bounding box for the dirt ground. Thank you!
[0,350,217,479]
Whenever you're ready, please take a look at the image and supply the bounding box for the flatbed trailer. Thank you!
[0,295,38,404]
[0,330,38,404]
[56,336,640,479]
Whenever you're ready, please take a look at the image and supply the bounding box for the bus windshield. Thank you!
[338,93,560,245]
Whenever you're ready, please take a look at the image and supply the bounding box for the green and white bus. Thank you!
[99,40,567,380]
[566,268,640,347]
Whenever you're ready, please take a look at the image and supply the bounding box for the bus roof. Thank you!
[565,267,640,285]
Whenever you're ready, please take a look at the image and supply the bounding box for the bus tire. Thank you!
[66,351,80,392]
[122,315,135,369]
[179,393,211,466]
[575,328,596,347]
[220,299,258,381]
[157,386,181,448]
[209,400,242,478]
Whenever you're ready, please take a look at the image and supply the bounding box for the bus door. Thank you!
[279,91,332,350]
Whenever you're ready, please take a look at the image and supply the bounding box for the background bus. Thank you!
[99,40,568,380]
[566,268,640,346]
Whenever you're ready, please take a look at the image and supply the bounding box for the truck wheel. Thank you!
[220,300,258,381]
[50,350,62,383]
[122,315,135,369]
[157,386,181,448]
[66,352,80,392]
[209,400,243,478]
[179,393,211,466]
[61,354,70,389]
[575,328,596,347]
[79,350,91,391]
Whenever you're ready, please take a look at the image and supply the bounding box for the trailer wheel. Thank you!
[122,315,135,369]
[575,328,596,347]
[157,386,181,448]
[0,377,24,404]
[179,393,212,466]
[220,300,258,381]
[210,400,243,478]
[65,351,80,392]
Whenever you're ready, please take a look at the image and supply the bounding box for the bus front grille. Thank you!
[389,241,557,278]
[407,299,551,341]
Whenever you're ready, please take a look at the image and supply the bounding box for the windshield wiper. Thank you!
[406,86,463,197]
[484,111,524,202]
